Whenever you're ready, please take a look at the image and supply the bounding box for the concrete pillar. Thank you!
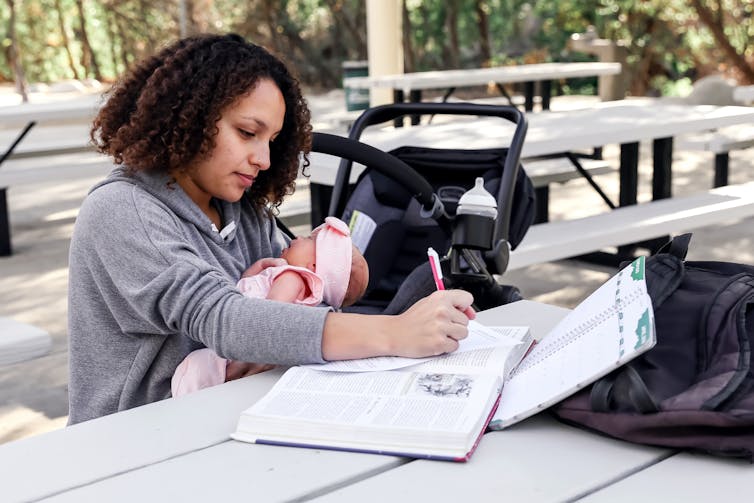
[569,31,628,101]
[366,0,403,106]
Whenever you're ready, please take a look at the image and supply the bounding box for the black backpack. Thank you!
[553,233,754,461]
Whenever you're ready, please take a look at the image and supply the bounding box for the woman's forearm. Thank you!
[320,290,475,361]
[321,312,395,360]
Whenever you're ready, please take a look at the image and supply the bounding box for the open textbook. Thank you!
[231,322,532,462]
[489,256,656,430]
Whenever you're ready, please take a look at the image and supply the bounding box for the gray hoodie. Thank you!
[67,167,328,424]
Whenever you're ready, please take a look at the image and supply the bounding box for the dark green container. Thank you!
[342,60,370,111]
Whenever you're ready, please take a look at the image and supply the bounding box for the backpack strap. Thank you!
[656,233,692,260]
[590,364,660,414]
[643,255,684,308]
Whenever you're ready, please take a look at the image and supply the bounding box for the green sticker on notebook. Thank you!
[630,256,645,281]
[634,308,652,350]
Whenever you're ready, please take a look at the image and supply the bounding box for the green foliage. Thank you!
[655,75,693,97]
[1,0,753,93]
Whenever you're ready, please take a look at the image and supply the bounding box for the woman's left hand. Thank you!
[241,257,287,278]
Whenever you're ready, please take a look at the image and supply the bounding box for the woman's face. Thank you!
[176,78,286,208]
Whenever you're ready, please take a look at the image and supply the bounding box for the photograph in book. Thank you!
[488,256,656,430]
[231,321,533,462]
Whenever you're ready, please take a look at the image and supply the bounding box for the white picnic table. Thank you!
[733,85,754,104]
[0,95,101,161]
[344,61,622,112]
[306,99,754,266]
[0,96,101,130]
[0,96,100,158]
[0,97,101,257]
[309,99,754,212]
[1,299,750,502]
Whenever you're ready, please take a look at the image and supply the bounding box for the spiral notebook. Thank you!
[489,256,656,430]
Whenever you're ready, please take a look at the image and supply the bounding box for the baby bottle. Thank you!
[452,177,498,250]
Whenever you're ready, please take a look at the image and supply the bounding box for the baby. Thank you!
[171,217,369,396]
[238,216,368,308]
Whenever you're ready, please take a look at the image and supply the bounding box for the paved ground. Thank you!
[1,85,752,445]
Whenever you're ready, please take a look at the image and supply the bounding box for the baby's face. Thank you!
[281,236,316,269]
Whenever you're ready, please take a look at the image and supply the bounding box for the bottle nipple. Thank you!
[457,177,497,217]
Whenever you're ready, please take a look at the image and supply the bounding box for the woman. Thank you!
[68,33,473,424]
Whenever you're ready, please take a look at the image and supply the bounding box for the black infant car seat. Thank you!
[310,102,534,314]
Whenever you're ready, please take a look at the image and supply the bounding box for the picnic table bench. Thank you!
[0,123,93,160]
[0,98,98,160]
[0,101,101,364]
[672,86,754,188]
[508,181,754,270]
[0,100,99,256]
[0,317,52,366]
[676,126,754,187]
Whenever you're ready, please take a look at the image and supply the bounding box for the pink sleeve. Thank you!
[237,265,324,306]
[171,348,228,397]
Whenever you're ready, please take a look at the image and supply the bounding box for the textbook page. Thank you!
[232,365,502,460]
[489,257,656,429]
[303,321,529,373]
[408,326,533,381]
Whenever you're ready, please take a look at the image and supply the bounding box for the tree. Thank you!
[54,0,82,80]
[4,0,28,101]
[402,0,415,72]
[3,0,753,95]
[73,0,102,80]
[445,0,461,69]
[474,0,491,66]
[689,0,754,84]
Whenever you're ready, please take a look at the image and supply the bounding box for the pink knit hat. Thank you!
[315,216,352,308]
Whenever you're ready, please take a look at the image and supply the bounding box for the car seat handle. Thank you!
[339,102,527,261]
[311,132,450,225]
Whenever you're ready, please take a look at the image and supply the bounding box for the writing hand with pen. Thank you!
[428,246,476,320]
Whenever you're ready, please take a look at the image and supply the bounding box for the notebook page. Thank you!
[490,257,656,429]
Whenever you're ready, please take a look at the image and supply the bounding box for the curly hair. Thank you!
[91,33,312,209]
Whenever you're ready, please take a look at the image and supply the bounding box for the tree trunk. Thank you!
[402,0,415,73]
[258,0,338,86]
[54,0,81,80]
[416,2,431,66]
[629,18,657,96]
[446,0,461,68]
[690,0,754,84]
[475,0,491,66]
[105,10,120,77]
[137,0,156,55]
[260,0,281,54]
[5,0,28,102]
[113,11,131,72]
[324,0,367,57]
[190,0,213,34]
[73,0,103,81]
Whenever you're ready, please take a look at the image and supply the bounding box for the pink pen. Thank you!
[427,247,445,291]
[428,247,476,319]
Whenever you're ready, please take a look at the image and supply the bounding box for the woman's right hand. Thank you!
[321,289,475,361]
[388,289,475,358]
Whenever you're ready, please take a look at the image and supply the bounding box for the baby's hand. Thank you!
[242,257,287,278]
[225,361,276,381]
